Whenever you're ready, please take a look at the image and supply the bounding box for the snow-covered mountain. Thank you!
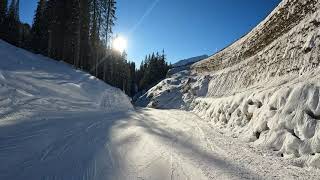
[136,0,320,168]
[167,55,209,77]
[172,55,208,68]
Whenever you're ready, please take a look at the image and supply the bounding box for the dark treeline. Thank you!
[136,51,170,92]
[0,0,170,97]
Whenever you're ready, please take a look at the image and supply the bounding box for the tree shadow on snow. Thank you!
[0,109,134,180]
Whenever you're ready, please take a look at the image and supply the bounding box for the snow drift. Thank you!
[0,39,133,114]
[136,0,320,168]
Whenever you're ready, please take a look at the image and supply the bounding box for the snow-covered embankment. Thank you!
[136,0,320,168]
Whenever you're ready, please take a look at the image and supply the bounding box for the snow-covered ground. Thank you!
[1,36,320,179]
[0,39,136,179]
[136,0,320,169]
[2,0,320,178]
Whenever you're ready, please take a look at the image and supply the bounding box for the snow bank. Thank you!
[0,40,133,113]
[193,76,320,163]
[135,70,190,109]
[136,0,320,168]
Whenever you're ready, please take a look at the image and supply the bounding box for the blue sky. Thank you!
[20,0,281,64]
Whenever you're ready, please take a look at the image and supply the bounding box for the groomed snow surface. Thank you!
[1,39,320,179]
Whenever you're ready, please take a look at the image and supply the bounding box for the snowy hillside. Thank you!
[136,0,320,168]
[0,39,137,179]
[0,40,133,113]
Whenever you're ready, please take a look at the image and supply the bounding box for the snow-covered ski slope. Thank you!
[136,0,320,168]
[1,39,320,179]
[0,39,134,178]
[0,40,133,113]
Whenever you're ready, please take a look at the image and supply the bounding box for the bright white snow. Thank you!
[1,39,320,179]
[2,0,320,178]
[0,40,133,113]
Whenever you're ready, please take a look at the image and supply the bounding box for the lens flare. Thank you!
[112,36,127,53]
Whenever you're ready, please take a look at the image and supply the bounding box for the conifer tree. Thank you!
[103,0,116,81]
[19,23,31,49]
[104,0,116,47]
[0,0,7,26]
[0,0,8,39]
[63,0,81,67]
[79,0,90,70]
[137,51,170,92]
[47,0,65,59]
[31,0,48,54]
[15,0,19,21]
[90,0,99,76]
[5,0,20,46]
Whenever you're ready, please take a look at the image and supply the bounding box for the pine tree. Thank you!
[19,23,31,49]
[31,0,48,54]
[90,0,99,76]
[63,0,80,66]
[5,0,20,46]
[0,0,7,26]
[104,0,116,47]
[47,0,81,67]
[14,0,20,22]
[47,0,65,59]
[79,0,90,70]
[89,0,117,78]
[102,0,116,81]
[128,62,136,96]
[137,51,170,92]
[15,0,19,21]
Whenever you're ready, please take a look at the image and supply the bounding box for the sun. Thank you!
[112,36,127,53]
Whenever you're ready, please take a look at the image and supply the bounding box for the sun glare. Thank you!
[112,36,127,53]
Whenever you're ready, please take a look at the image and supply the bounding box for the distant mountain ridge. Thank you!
[167,55,208,76]
[172,55,208,68]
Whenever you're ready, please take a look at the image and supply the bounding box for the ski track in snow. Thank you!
[2,96,320,179]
